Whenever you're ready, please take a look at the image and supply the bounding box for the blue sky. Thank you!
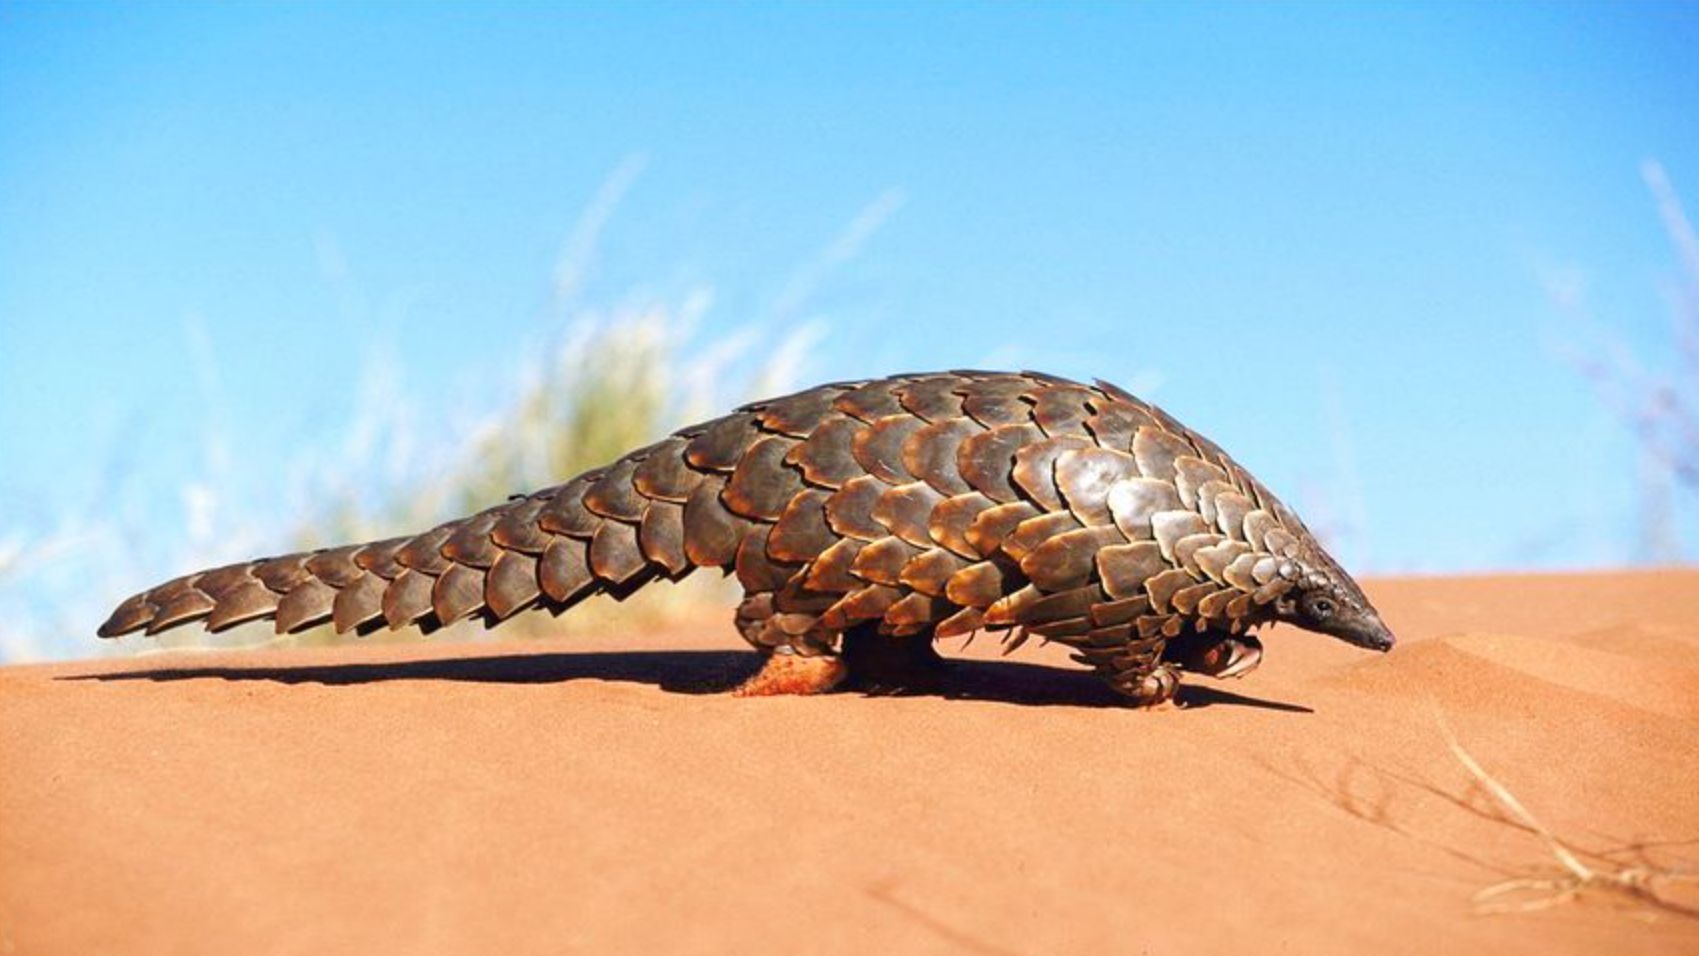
[2,2,1697,652]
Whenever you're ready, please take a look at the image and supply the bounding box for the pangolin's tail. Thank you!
[96,443,730,638]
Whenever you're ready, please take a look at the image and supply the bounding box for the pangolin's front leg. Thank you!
[1164,631,1264,679]
[1088,632,1263,706]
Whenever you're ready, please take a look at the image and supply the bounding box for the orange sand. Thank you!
[3,571,1697,954]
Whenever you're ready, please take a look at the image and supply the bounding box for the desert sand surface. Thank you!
[3,570,1697,955]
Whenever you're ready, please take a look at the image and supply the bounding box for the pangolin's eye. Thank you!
[1308,596,1335,619]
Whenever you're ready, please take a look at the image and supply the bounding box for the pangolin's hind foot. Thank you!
[1104,661,1183,708]
[840,625,947,696]
[733,650,849,697]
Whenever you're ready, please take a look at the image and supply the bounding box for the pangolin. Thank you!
[99,370,1394,705]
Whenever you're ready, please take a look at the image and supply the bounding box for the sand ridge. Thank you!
[2,571,1697,954]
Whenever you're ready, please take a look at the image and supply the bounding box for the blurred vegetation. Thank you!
[251,307,802,652]
[1558,162,1698,564]
[308,315,679,547]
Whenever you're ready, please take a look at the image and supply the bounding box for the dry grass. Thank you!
[1278,723,1698,922]
[1439,722,1699,919]
[1552,160,1698,562]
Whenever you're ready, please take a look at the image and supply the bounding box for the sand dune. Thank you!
[3,571,1697,954]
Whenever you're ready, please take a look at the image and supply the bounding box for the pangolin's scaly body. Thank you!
[99,370,1394,704]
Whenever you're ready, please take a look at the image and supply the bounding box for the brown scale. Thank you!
[927,491,995,559]
[850,536,920,587]
[767,490,836,563]
[1020,525,1124,591]
[964,500,1042,556]
[872,482,946,549]
[958,376,1035,428]
[98,370,1393,706]
[632,438,701,501]
[944,560,1008,608]
[832,380,905,422]
[852,416,924,484]
[1083,399,1157,451]
[785,418,866,489]
[1011,435,1095,511]
[1173,532,1222,577]
[804,537,864,593]
[897,548,965,597]
[903,418,982,495]
[1053,447,1139,526]
[958,423,1045,502]
[637,500,690,574]
[332,572,387,632]
[1031,385,1098,437]
[822,476,887,541]
[893,376,966,422]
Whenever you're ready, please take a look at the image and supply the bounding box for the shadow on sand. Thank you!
[62,649,1313,712]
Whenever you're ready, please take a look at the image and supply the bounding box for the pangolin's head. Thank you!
[1274,553,1395,652]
